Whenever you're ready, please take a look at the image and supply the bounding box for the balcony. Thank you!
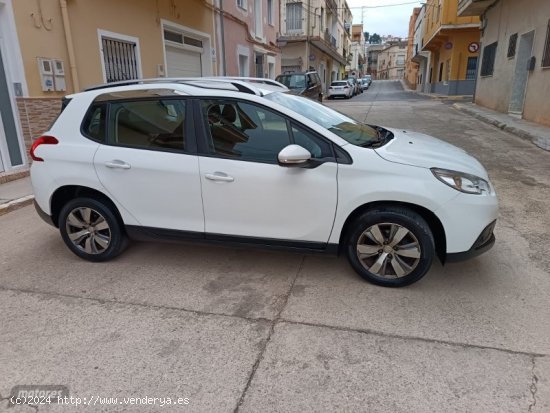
[458,0,496,16]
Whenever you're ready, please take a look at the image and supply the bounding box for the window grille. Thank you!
[102,37,139,83]
[507,33,518,58]
[543,20,550,68]
[286,2,303,33]
[466,57,478,80]
[481,42,497,76]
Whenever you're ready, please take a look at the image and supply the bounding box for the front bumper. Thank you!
[446,220,496,262]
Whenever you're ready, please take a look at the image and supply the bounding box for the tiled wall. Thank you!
[16,97,61,161]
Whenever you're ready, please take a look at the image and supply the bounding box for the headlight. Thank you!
[431,168,492,195]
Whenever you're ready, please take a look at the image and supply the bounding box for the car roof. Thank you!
[76,77,288,100]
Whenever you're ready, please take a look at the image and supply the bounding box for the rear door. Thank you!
[93,97,204,231]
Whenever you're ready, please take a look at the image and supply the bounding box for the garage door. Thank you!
[166,46,202,77]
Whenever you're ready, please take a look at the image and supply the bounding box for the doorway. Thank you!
[509,30,535,115]
[0,37,23,170]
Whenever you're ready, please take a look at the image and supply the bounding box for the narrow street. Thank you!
[1,81,549,412]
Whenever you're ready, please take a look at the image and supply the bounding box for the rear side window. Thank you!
[108,99,186,151]
[81,102,107,142]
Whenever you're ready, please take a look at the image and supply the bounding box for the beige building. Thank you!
[0,0,215,176]
[459,0,550,126]
[377,41,407,80]
[279,0,353,91]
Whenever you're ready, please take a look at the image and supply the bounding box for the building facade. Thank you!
[377,41,407,80]
[459,0,550,126]
[279,0,353,91]
[405,8,421,89]
[411,5,432,93]
[218,0,281,78]
[0,0,216,176]
[349,24,366,76]
[366,44,384,79]
[422,0,480,95]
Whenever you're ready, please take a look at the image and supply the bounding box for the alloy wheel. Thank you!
[356,222,421,278]
[65,207,111,255]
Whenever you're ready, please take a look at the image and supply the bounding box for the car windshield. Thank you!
[275,74,306,90]
[264,92,380,147]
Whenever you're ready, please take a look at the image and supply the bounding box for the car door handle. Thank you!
[205,172,234,183]
[104,160,131,169]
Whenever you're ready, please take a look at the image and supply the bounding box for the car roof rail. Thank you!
[83,77,261,95]
[209,76,286,88]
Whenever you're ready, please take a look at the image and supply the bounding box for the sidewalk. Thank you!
[453,102,550,151]
[0,176,34,216]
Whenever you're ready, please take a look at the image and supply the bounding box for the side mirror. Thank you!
[278,144,312,167]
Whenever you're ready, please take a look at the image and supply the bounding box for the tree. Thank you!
[369,33,381,44]
[364,32,370,43]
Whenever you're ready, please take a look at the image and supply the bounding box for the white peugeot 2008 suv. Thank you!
[30,77,498,287]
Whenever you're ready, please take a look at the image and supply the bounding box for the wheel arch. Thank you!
[50,185,124,229]
[338,201,447,263]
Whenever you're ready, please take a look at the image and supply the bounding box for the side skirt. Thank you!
[125,226,340,255]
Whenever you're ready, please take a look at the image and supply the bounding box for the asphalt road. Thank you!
[1,81,549,412]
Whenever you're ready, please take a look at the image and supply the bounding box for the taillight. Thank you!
[30,135,58,162]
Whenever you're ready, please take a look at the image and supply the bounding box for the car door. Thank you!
[197,98,338,245]
[93,97,204,232]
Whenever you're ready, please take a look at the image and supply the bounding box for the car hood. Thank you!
[374,128,489,179]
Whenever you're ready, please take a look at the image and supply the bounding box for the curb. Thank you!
[0,169,30,185]
[453,103,550,152]
[0,195,35,217]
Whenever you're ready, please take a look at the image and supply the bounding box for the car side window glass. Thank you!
[82,103,107,142]
[291,124,333,159]
[108,99,186,151]
[202,100,291,163]
[307,74,314,87]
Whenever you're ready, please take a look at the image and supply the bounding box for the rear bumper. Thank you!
[446,220,496,262]
[34,200,55,227]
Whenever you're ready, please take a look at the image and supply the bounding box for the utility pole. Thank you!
[219,0,227,75]
[305,0,311,72]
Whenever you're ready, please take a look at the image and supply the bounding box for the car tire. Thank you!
[59,197,128,262]
[345,206,435,287]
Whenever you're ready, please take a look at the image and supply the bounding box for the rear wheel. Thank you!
[345,206,435,287]
[59,197,128,262]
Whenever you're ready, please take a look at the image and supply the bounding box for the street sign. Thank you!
[445,42,453,50]
[468,42,480,53]
[309,54,316,61]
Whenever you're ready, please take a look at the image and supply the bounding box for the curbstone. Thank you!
[453,103,550,152]
[0,195,35,217]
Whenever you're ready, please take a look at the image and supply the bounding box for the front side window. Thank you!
[276,74,306,90]
[202,99,291,163]
[264,92,379,147]
[109,99,186,151]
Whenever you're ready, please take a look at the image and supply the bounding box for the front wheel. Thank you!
[59,197,128,262]
[345,207,435,287]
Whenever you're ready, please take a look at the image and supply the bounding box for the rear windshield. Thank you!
[275,74,306,90]
[332,81,348,86]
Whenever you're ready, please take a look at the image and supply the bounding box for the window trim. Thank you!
[195,97,337,166]
[81,96,197,155]
[97,29,142,83]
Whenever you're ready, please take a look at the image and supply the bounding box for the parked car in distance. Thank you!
[361,78,370,91]
[364,75,372,86]
[348,77,362,95]
[275,71,323,102]
[31,77,498,288]
[328,80,353,99]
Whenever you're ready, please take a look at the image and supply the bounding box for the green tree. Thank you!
[370,33,381,44]
[364,32,370,43]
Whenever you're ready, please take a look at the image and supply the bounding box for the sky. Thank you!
[347,0,424,39]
